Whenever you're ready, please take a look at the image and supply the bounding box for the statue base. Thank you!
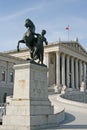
[1,62,58,130]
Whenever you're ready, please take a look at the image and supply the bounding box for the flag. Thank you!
[66,25,69,30]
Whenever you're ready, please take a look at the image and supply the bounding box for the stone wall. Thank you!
[62,91,87,103]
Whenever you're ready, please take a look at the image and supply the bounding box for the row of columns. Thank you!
[56,52,87,89]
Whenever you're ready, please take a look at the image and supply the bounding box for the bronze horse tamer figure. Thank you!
[17,18,48,64]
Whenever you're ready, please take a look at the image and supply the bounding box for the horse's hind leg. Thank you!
[17,43,20,52]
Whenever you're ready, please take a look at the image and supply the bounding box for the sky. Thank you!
[0,0,87,52]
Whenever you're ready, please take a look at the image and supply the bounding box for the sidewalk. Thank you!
[39,94,87,130]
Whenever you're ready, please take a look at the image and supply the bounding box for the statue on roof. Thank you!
[17,18,48,64]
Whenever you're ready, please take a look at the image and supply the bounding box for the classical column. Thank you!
[66,55,70,87]
[6,61,10,85]
[79,60,82,86]
[56,52,60,87]
[86,63,87,88]
[83,62,86,82]
[46,53,50,87]
[75,59,79,89]
[0,66,2,81]
[71,57,74,88]
[62,54,65,86]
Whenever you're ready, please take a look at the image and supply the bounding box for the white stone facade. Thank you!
[44,42,87,89]
[0,53,25,103]
[0,62,60,130]
[4,41,87,90]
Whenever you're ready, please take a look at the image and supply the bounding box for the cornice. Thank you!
[0,52,26,62]
[2,41,87,58]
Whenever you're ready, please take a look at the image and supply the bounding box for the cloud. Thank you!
[0,6,42,22]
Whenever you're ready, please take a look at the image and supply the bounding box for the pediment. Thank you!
[62,42,87,55]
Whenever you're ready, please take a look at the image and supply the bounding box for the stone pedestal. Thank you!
[2,62,57,130]
[61,85,67,95]
[80,81,86,92]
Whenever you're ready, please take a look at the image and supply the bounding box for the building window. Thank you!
[3,92,7,103]
[1,71,5,81]
[10,72,14,83]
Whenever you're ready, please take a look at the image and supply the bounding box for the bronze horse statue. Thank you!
[17,19,48,64]
[17,18,37,59]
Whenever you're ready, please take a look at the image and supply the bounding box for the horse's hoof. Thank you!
[26,58,30,60]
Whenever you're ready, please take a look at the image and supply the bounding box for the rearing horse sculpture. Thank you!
[17,18,48,64]
[17,18,37,59]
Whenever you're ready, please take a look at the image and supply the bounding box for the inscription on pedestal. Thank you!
[18,80,26,88]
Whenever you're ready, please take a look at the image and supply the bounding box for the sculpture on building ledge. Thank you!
[17,18,48,64]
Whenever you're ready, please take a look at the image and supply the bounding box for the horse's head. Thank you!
[25,19,31,28]
[24,19,35,33]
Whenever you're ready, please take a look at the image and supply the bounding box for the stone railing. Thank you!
[61,91,87,103]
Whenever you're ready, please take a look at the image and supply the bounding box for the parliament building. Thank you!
[0,40,87,102]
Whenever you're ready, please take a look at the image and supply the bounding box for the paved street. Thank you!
[41,94,87,130]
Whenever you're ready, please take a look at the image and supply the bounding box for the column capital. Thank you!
[56,51,60,55]
[75,58,78,62]
[83,61,86,65]
[66,55,70,58]
[71,56,74,59]
[61,53,66,58]
[79,60,82,63]
[56,51,61,54]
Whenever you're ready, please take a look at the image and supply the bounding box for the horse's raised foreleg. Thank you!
[17,40,25,52]
[17,42,20,52]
